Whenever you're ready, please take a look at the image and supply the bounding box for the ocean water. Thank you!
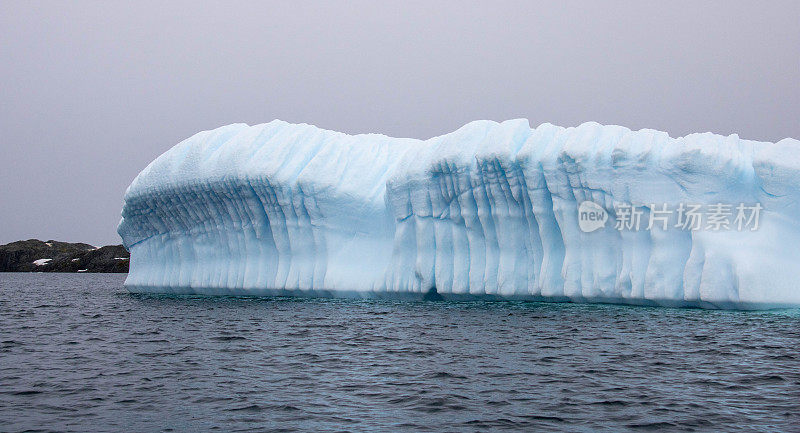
[1,273,798,432]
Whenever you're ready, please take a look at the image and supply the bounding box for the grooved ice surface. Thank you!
[118,120,800,309]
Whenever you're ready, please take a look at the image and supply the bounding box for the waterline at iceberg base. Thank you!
[118,120,800,309]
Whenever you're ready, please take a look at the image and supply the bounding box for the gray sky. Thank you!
[1,1,798,246]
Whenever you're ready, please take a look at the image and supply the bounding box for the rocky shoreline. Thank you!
[0,239,129,273]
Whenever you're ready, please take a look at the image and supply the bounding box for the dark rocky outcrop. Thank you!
[0,239,129,273]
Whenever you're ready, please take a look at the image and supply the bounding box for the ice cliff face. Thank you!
[118,120,800,309]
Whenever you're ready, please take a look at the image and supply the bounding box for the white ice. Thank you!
[117,120,800,309]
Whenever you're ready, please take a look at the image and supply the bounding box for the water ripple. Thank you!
[1,273,799,432]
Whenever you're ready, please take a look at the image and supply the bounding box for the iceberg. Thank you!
[118,120,800,309]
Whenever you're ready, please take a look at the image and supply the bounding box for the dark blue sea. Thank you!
[1,273,798,432]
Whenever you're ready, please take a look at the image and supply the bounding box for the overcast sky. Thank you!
[1,1,798,246]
